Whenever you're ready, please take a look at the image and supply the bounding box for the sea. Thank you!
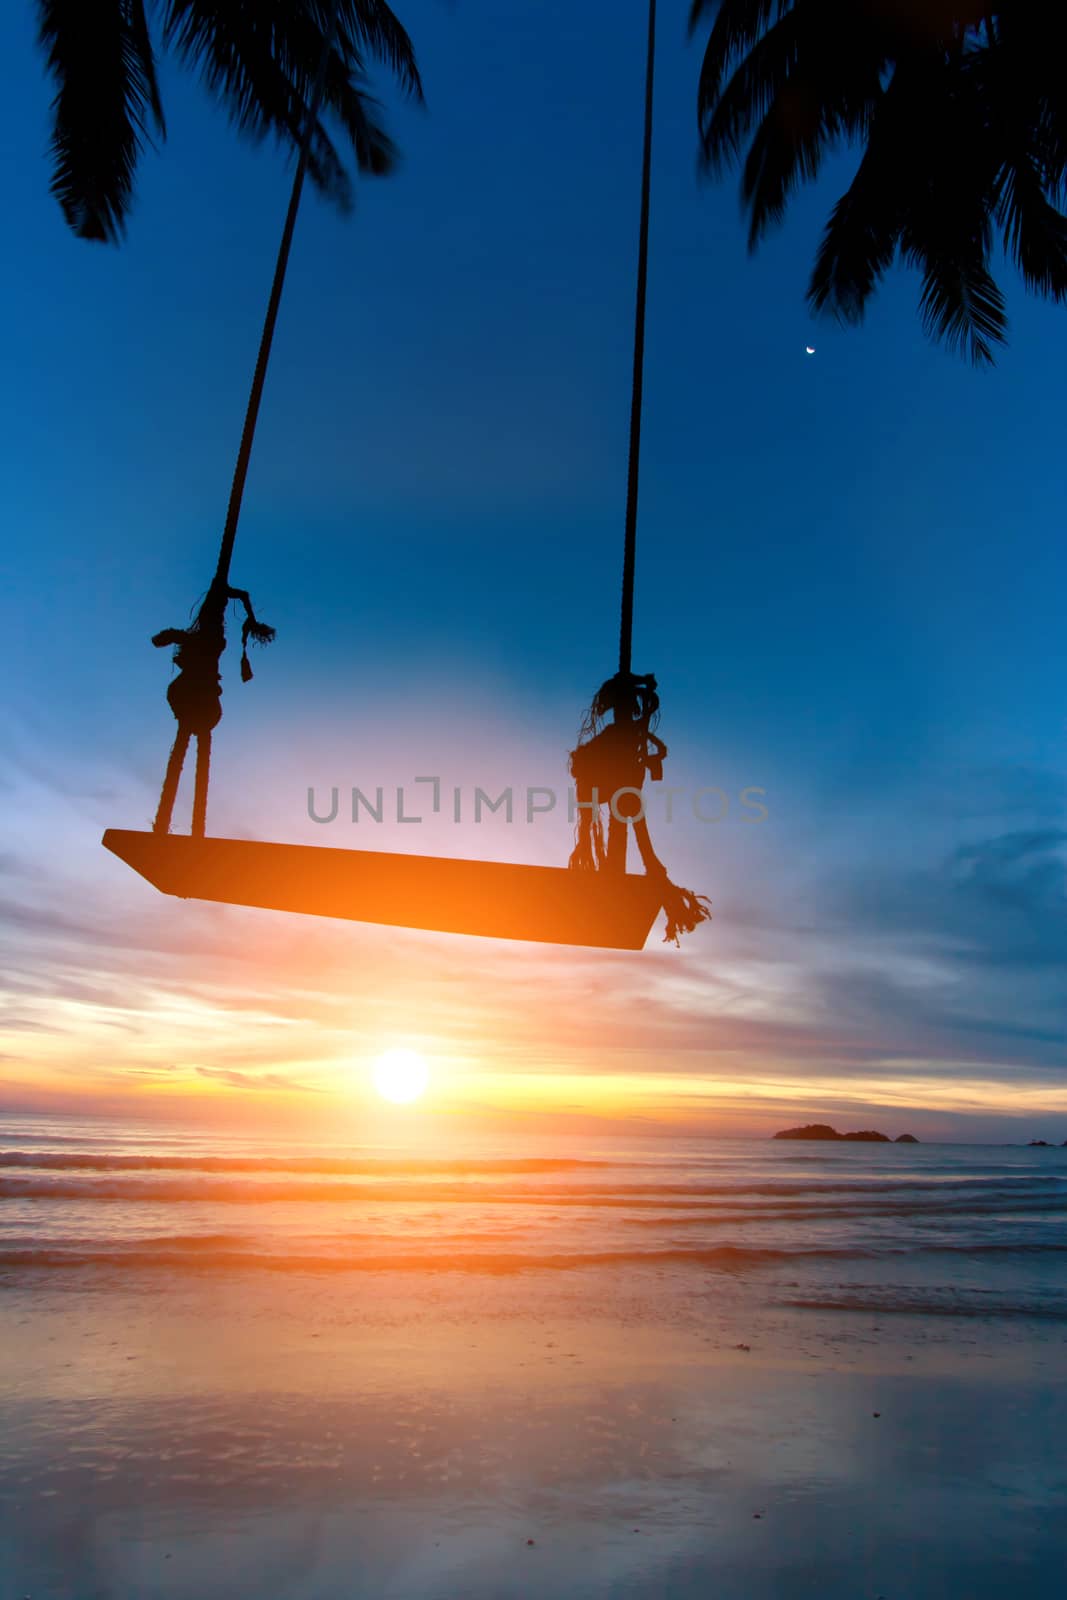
[2,1113,1065,1324]
[4,1113,1067,1598]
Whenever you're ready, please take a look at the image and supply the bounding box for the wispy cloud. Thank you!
[194,1064,323,1093]
[1,741,1064,1125]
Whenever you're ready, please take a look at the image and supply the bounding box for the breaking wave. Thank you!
[2,1121,1064,1315]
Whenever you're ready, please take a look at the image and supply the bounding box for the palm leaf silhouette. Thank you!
[38,0,423,242]
[691,0,1067,363]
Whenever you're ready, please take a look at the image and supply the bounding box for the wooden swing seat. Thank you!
[102,829,664,949]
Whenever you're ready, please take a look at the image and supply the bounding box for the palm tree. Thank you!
[37,0,422,244]
[688,1,1067,363]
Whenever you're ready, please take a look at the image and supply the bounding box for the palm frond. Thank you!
[324,58,399,178]
[698,3,885,261]
[808,148,902,322]
[899,131,1007,367]
[161,2,314,140]
[992,1,1067,193]
[911,248,1006,365]
[690,0,1043,361]
[896,51,1009,364]
[697,9,805,171]
[972,13,1067,295]
[740,64,883,244]
[296,5,402,182]
[336,0,423,102]
[38,0,164,242]
[690,0,794,114]
[995,152,1067,299]
[160,0,414,203]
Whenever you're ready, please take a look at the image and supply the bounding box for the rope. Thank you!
[214,0,343,588]
[618,0,657,678]
[573,17,712,940]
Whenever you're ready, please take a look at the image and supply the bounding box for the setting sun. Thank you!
[372,1048,429,1105]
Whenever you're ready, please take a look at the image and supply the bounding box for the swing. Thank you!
[104,0,709,951]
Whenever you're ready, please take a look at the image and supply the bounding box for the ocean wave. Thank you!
[2,1152,1062,1195]
[0,1151,610,1176]
[622,1197,1066,1227]
[2,1174,1063,1217]
[2,1226,1064,1279]
[783,1292,1067,1320]
[0,1240,885,1276]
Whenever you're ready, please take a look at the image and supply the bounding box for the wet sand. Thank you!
[2,1266,1065,1598]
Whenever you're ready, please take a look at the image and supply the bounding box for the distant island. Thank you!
[773,1123,919,1143]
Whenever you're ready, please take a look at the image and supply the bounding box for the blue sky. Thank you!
[1,0,1065,1139]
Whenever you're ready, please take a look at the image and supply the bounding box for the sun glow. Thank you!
[372,1048,429,1105]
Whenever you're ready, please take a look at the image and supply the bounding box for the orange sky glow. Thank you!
[3,729,1063,1146]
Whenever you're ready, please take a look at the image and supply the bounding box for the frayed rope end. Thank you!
[661,883,712,946]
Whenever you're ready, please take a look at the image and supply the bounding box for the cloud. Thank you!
[0,896,131,945]
[832,826,1066,974]
[1,741,1064,1122]
[808,822,1067,1070]
[194,1064,322,1093]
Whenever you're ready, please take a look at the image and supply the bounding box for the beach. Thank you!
[1,1120,1065,1598]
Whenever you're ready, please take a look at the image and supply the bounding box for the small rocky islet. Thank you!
[772,1123,919,1143]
